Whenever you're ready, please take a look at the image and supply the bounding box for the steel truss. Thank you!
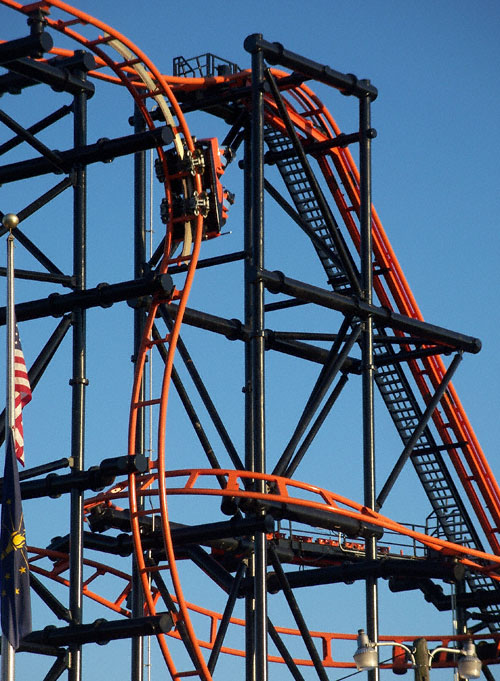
[0,3,499,681]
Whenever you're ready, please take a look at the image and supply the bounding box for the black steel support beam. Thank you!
[0,32,53,64]
[284,373,349,478]
[23,615,174,647]
[244,36,268,681]
[268,545,330,681]
[239,498,383,539]
[264,178,342,268]
[0,126,173,184]
[164,303,361,371]
[0,105,72,156]
[208,563,247,674]
[377,352,463,510]
[0,273,174,324]
[259,269,481,354]
[29,573,72,624]
[9,454,147,500]
[273,319,360,477]
[159,308,245,471]
[131,100,146,681]
[69,64,88,681]
[359,83,379,681]
[2,51,95,98]
[238,558,465,595]
[244,34,378,100]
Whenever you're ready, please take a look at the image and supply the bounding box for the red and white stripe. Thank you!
[13,325,31,466]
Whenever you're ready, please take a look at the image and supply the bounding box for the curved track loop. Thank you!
[2,1,500,677]
[86,470,500,576]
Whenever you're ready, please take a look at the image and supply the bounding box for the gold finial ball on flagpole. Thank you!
[2,213,19,231]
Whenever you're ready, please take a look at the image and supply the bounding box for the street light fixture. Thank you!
[353,629,482,679]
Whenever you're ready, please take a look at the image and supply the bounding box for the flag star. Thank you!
[5,573,10,580]
[19,566,26,574]
[15,588,20,595]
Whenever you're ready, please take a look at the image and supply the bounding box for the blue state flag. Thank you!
[0,427,31,649]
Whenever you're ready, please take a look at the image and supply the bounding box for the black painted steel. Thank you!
[259,269,481,354]
[0,126,173,183]
[246,35,268,681]
[131,101,147,681]
[207,563,246,674]
[377,352,463,509]
[16,454,146,500]
[359,86,379,681]
[29,573,72,624]
[273,318,361,477]
[268,545,330,681]
[68,62,88,681]
[0,31,53,64]
[2,51,95,96]
[24,615,174,647]
[0,273,174,324]
[159,308,245,470]
[0,105,72,157]
[244,34,378,100]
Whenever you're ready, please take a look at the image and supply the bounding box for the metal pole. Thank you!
[243,127,256,681]
[359,84,379,681]
[2,232,16,681]
[248,34,268,681]
[68,56,88,681]
[131,103,146,681]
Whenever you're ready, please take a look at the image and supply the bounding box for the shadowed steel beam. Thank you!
[285,373,349,478]
[259,269,481,354]
[268,545,329,681]
[208,563,246,674]
[273,321,361,477]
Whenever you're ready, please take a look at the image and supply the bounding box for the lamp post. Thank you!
[353,629,482,680]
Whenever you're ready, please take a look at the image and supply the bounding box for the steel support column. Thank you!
[68,55,89,681]
[246,35,268,681]
[131,102,146,681]
[359,85,378,681]
[243,126,256,681]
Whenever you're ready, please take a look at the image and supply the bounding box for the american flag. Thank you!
[13,324,31,466]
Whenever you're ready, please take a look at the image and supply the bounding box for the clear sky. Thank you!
[0,1,499,680]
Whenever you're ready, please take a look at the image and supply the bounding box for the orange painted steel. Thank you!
[86,468,500,576]
[2,1,500,677]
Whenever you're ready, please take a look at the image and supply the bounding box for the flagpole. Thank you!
[2,215,18,681]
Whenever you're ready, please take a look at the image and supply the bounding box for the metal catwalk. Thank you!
[0,2,499,680]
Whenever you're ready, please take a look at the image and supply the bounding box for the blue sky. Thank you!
[1,1,500,679]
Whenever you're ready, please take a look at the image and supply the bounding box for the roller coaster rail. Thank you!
[0,2,499,681]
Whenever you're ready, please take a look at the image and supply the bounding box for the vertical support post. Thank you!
[413,638,430,681]
[359,83,379,681]
[243,128,256,681]
[131,102,146,681]
[246,33,268,681]
[68,54,88,681]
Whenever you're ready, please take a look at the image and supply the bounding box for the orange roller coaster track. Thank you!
[0,2,499,680]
